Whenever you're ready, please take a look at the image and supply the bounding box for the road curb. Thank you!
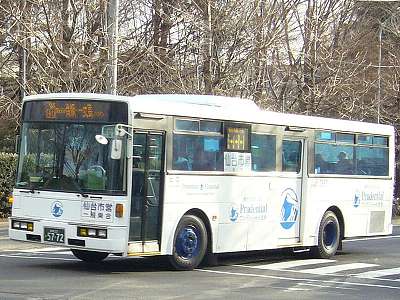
[0,219,9,229]
[392,218,400,226]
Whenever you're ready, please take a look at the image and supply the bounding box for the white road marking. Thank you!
[19,247,65,253]
[299,263,378,275]
[47,250,73,255]
[284,287,310,292]
[197,269,400,290]
[344,235,400,242]
[234,262,400,283]
[233,259,333,270]
[354,267,400,279]
[298,283,357,290]
[0,254,78,261]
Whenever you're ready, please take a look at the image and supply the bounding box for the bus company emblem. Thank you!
[354,191,361,208]
[230,206,239,222]
[229,202,268,222]
[280,188,299,229]
[51,201,64,218]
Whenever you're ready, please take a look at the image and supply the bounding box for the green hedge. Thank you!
[0,153,17,218]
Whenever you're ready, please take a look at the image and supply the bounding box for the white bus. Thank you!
[9,93,394,270]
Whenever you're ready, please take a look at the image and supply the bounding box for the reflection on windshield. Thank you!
[16,122,125,194]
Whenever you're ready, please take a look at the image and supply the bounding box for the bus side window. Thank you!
[251,134,276,171]
[356,146,389,176]
[282,140,302,173]
[173,134,224,171]
[173,135,193,170]
[314,143,354,175]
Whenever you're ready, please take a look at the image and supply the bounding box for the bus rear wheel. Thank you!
[169,215,207,271]
[71,249,109,263]
[311,210,340,259]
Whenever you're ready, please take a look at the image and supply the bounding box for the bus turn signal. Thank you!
[116,203,124,218]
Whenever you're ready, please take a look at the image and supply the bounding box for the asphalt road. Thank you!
[1,223,400,299]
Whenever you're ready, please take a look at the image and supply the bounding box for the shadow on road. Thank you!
[27,248,335,274]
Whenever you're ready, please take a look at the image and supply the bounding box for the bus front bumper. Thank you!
[8,218,127,254]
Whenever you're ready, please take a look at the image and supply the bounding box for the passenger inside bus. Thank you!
[173,148,192,170]
[315,153,327,174]
[335,151,353,174]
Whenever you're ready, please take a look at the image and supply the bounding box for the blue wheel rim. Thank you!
[323,221,337,249]
[176,225,201,259]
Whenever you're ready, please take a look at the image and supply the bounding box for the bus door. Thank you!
[279,138,305,244]
[129,131,165,252]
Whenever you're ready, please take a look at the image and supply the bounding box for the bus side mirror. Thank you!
[95,134,121,160]
[111,139,122,160]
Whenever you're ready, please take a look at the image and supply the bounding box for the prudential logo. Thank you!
[51,201,64,218]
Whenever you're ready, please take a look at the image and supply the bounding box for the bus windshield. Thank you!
[16,122,126,194]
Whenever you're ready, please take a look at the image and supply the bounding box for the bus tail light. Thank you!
[116,203,124,218]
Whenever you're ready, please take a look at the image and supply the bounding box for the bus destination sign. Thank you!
[44,101,106,120]
[23,100,128,123]
[226,127,249,151]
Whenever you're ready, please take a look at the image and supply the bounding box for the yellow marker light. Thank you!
[27,223,34,231]
[79,228,88,237]
[115,203,124,218]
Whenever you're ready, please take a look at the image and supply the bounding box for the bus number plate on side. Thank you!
[44,227,65,243]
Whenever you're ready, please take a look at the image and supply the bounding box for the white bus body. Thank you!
[9,93,394,269]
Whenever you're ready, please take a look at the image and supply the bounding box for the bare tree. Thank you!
[0,0,399,129]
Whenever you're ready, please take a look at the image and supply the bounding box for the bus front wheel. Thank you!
[71,249,109,263]
[312,211,340,259]
[169,215,207,271]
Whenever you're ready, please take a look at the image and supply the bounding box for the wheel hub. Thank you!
[323,221,338,249]
[176,226,200,259]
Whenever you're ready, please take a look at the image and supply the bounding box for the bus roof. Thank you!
[23,93,394,136]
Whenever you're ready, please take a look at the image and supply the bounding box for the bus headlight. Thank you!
[88,228,97,237]
[77,227,107,239]
[98,229,107,238]
[12,220,34,231]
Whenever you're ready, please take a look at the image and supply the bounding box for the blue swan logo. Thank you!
[230,206,239,222]
[51,201,64,218]
[280,189,299,229]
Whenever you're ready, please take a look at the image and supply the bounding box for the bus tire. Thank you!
[312,210,340,259]
[169,215,207,271]
[71,249,109,263]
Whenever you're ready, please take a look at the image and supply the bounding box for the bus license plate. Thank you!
[44,227,65,244]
